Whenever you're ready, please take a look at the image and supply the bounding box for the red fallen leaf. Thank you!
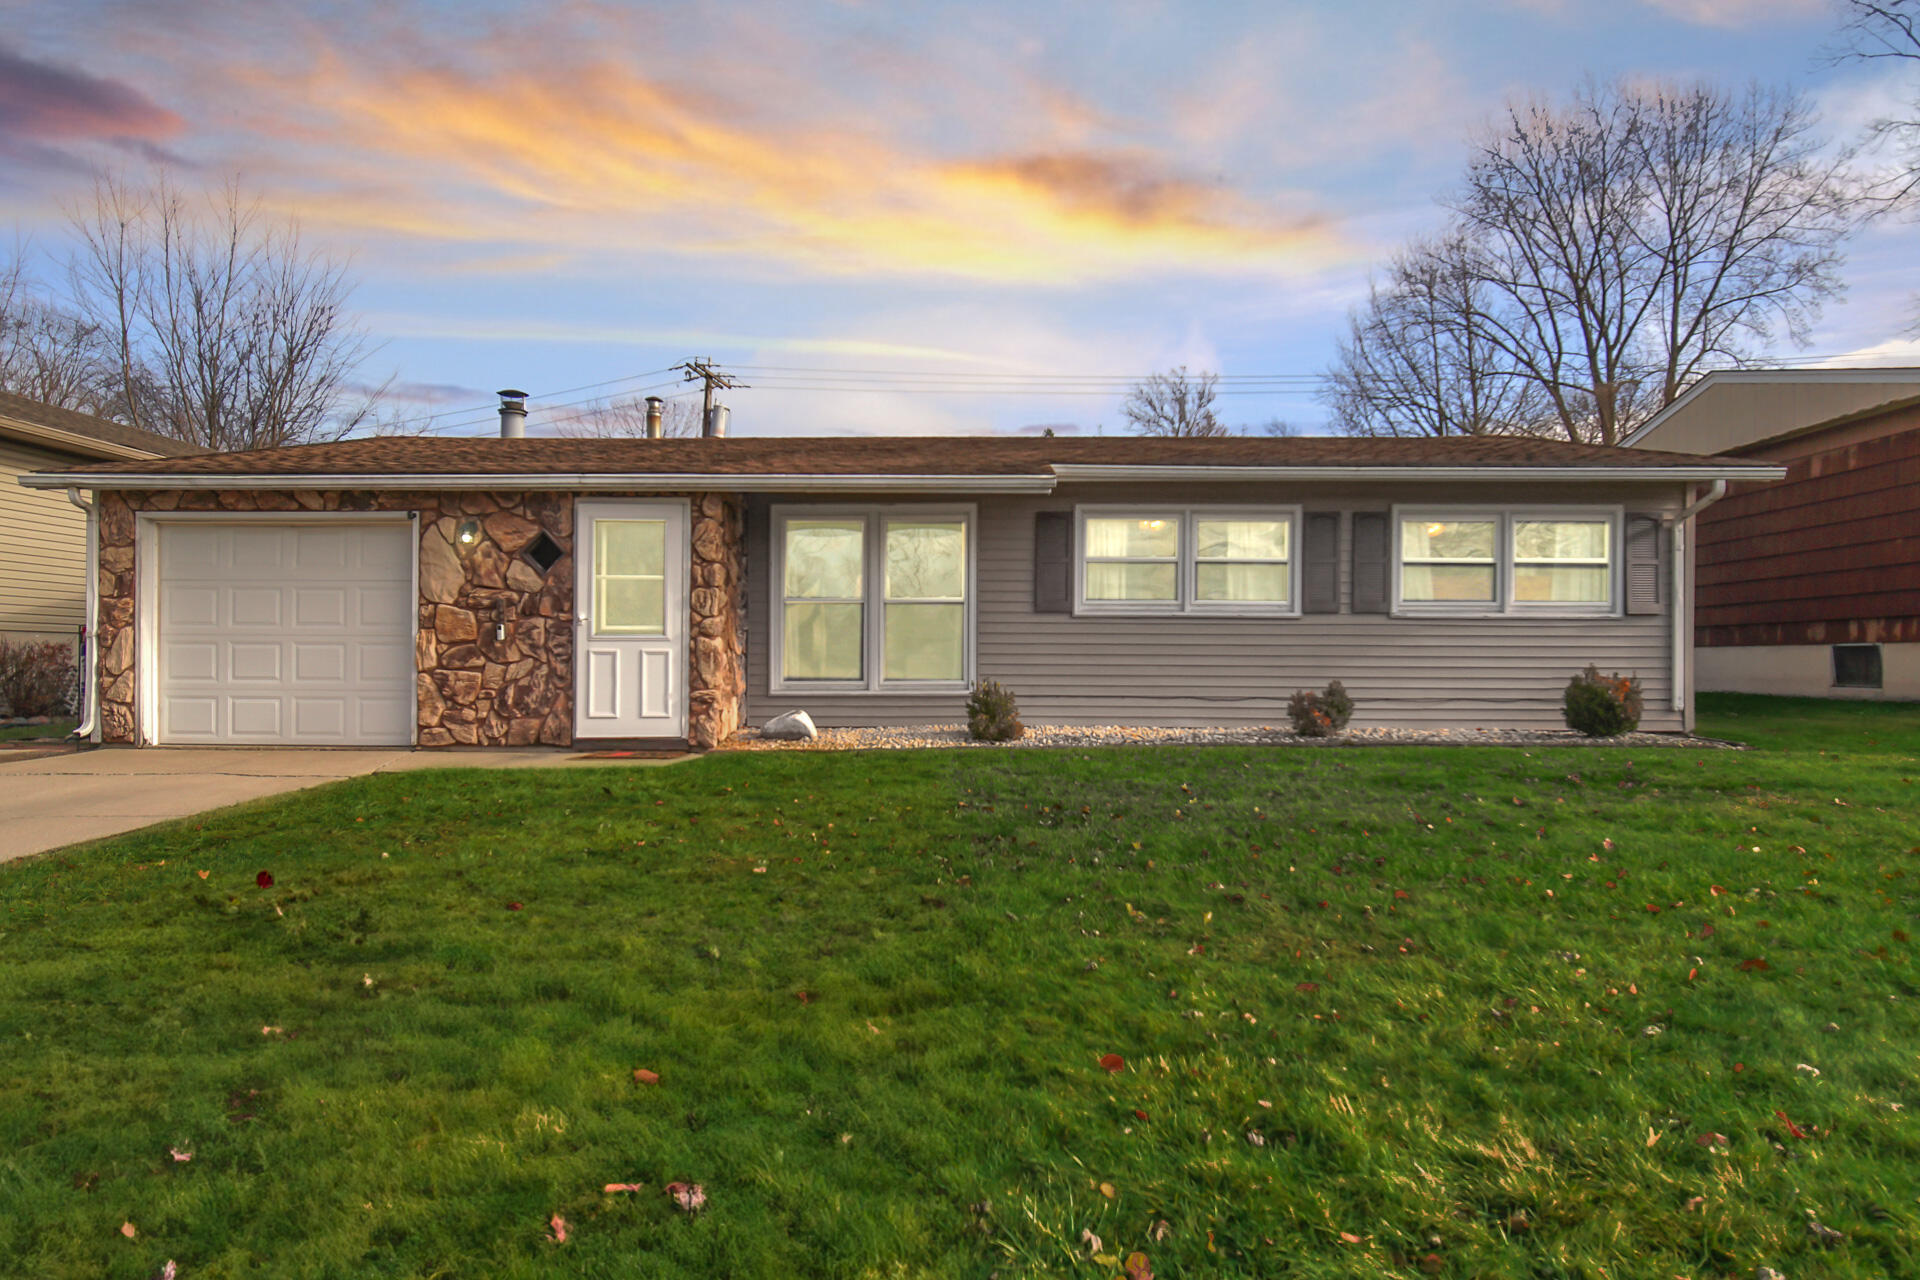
[1645,903,1661,914]
[1339,1231,1363,1244]
[1420,1254,1445,1274]
[1775,1110,1809,1139]
[120,1221,137,1239]
[604,1182,645,1193]
[255,871,273,888]
[1709,885,1724,896]
[794,990,814,1003]
[1688,967,1698,981]
[506,902,523,911]
[1603,838,1616,851]
[546,1213,568,1243]
[1734,1063,1745,1072]
[1699,923,1716,938]
[1694,1132,1730,1147]
[1124,1251,1154,1280]
[1738,958,1770,972]
[1296,981,1320,992]
[1099,1053,1126,1073]
[632,1068,660,1085]
[1393,890,1410,900]
[1133,1109,1149,1121]
[1318,900,1330,909]
[1604,880,1617,889]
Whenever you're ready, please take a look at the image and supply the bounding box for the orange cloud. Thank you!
[240,42,1346,284]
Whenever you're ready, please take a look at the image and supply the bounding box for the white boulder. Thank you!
[760,709,818,741]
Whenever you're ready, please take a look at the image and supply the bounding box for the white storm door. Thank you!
[155,520,416,745]
[574,500,688,740]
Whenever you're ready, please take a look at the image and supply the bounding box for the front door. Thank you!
[574,499,689,741]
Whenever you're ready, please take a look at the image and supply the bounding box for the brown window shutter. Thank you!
[1350,512,1390,614]
[1033,511,1073,613]
[1625,515,1666,615]
[1301,512,1339,613]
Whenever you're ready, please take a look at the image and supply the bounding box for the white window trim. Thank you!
[1073,505,1303,618]
[1390,505,1623,619]
[769,503,977,695]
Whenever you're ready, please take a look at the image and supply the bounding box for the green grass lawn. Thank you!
[3,695,1917,1279]
[0,716,77,742]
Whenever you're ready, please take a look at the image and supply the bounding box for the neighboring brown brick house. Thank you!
[1625,368,1920,700]
[21,432,1779,747]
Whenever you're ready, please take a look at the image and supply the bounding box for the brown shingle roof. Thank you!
[31,432,1776,480]
[0,389,201,458]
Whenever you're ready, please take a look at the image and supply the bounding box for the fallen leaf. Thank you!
[1124,1251,1154,1280]
[195,870,209,880]
[506,902,523,911]
[547,1213,568,1243]
[254,871,273,888]
[1339,1231,1363,1244]
[632,1068,660,1085]
[666,1181,706,1213]
[153,1263,177,1280]
[794,990,814,1003]
[603,1182,645,1193]
[1683,1196,1705,1211]
[1081,1228,1105,1255]
[1099,1053,1125,1073]
[169,1146,192,1162]
[1296,981,1320,992]
[120,1222,137,1239]
[1099,1181,1116,1199]
[1647,1126,1662,1147]
[1133,1109,1149,1121]
[1738,958,1770,972]
[1420,1254,1445,1274]
[1775,1110,1809,1139]
[1694,1132,1730,1148]
[1149,1219,1172,1242]
[261,1025,283,1037]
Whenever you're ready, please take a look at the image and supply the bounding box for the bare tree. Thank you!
[1324,235,1553,437]
[554,394,703,438]
[1121,366,1230,437]
[0,257,121,413]
[66,175,379,450]
[1835,1,1920,202]
[1327,81,1861,445]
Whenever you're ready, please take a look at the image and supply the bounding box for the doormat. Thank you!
[572,749,689,760]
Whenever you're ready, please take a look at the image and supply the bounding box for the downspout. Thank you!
[65,487,100,742]
[1669,479,1728,716]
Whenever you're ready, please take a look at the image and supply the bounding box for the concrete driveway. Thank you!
[0,746,680,864]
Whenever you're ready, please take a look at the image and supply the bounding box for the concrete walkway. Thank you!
[0,746,685,864]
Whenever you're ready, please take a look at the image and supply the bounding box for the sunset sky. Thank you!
[3,0,1915,437]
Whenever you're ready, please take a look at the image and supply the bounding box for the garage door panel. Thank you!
[158,521,415,746]
[293,643,346,682]
[230,643,283,681]
[231,588,284,628]
[294,588,346,628]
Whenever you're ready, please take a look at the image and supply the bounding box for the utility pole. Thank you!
[675,358,747,436]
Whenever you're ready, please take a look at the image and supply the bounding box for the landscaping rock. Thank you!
[761,710,818,741]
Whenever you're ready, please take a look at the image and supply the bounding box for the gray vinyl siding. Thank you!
[0,438,87,644]
[745,481,1689,731]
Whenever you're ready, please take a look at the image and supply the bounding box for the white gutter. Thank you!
[18,472,1063,494]
[65,487,100,743]
[1669,479,1730,715]
[1048,463,1787,483]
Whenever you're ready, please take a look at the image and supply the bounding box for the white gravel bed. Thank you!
[724,723,1738,751]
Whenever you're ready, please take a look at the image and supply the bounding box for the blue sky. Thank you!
[2,0,1915,437]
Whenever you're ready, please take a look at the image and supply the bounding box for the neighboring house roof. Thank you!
[0,389,201,461]
[20,433,1783,492]
[1622,367,1920,454]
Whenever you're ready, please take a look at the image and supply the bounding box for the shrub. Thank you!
[1287,679,1354,738]
[1564,665,1642,737]
[0,640,72,718]
[966,679,1025,742]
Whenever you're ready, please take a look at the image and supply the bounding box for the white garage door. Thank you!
[157,521,415,745]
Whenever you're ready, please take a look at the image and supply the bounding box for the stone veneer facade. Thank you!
[92,489,745,749]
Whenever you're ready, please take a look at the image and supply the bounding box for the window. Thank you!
[1833,644,1883,689]
[1076,508,1298,614]
[592,519,667,636]
[1394,508,1619,615]
[774,508,972,689]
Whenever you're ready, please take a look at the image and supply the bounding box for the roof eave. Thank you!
[17,471,1064,493]
[0,415,174,462]
[1048,463,1788,482]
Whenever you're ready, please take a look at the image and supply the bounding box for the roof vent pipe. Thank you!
[644,396,665,439]
[497,389,528,439]
[705,403,729,438]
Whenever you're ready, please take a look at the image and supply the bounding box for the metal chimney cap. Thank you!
[497,389,529,402]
